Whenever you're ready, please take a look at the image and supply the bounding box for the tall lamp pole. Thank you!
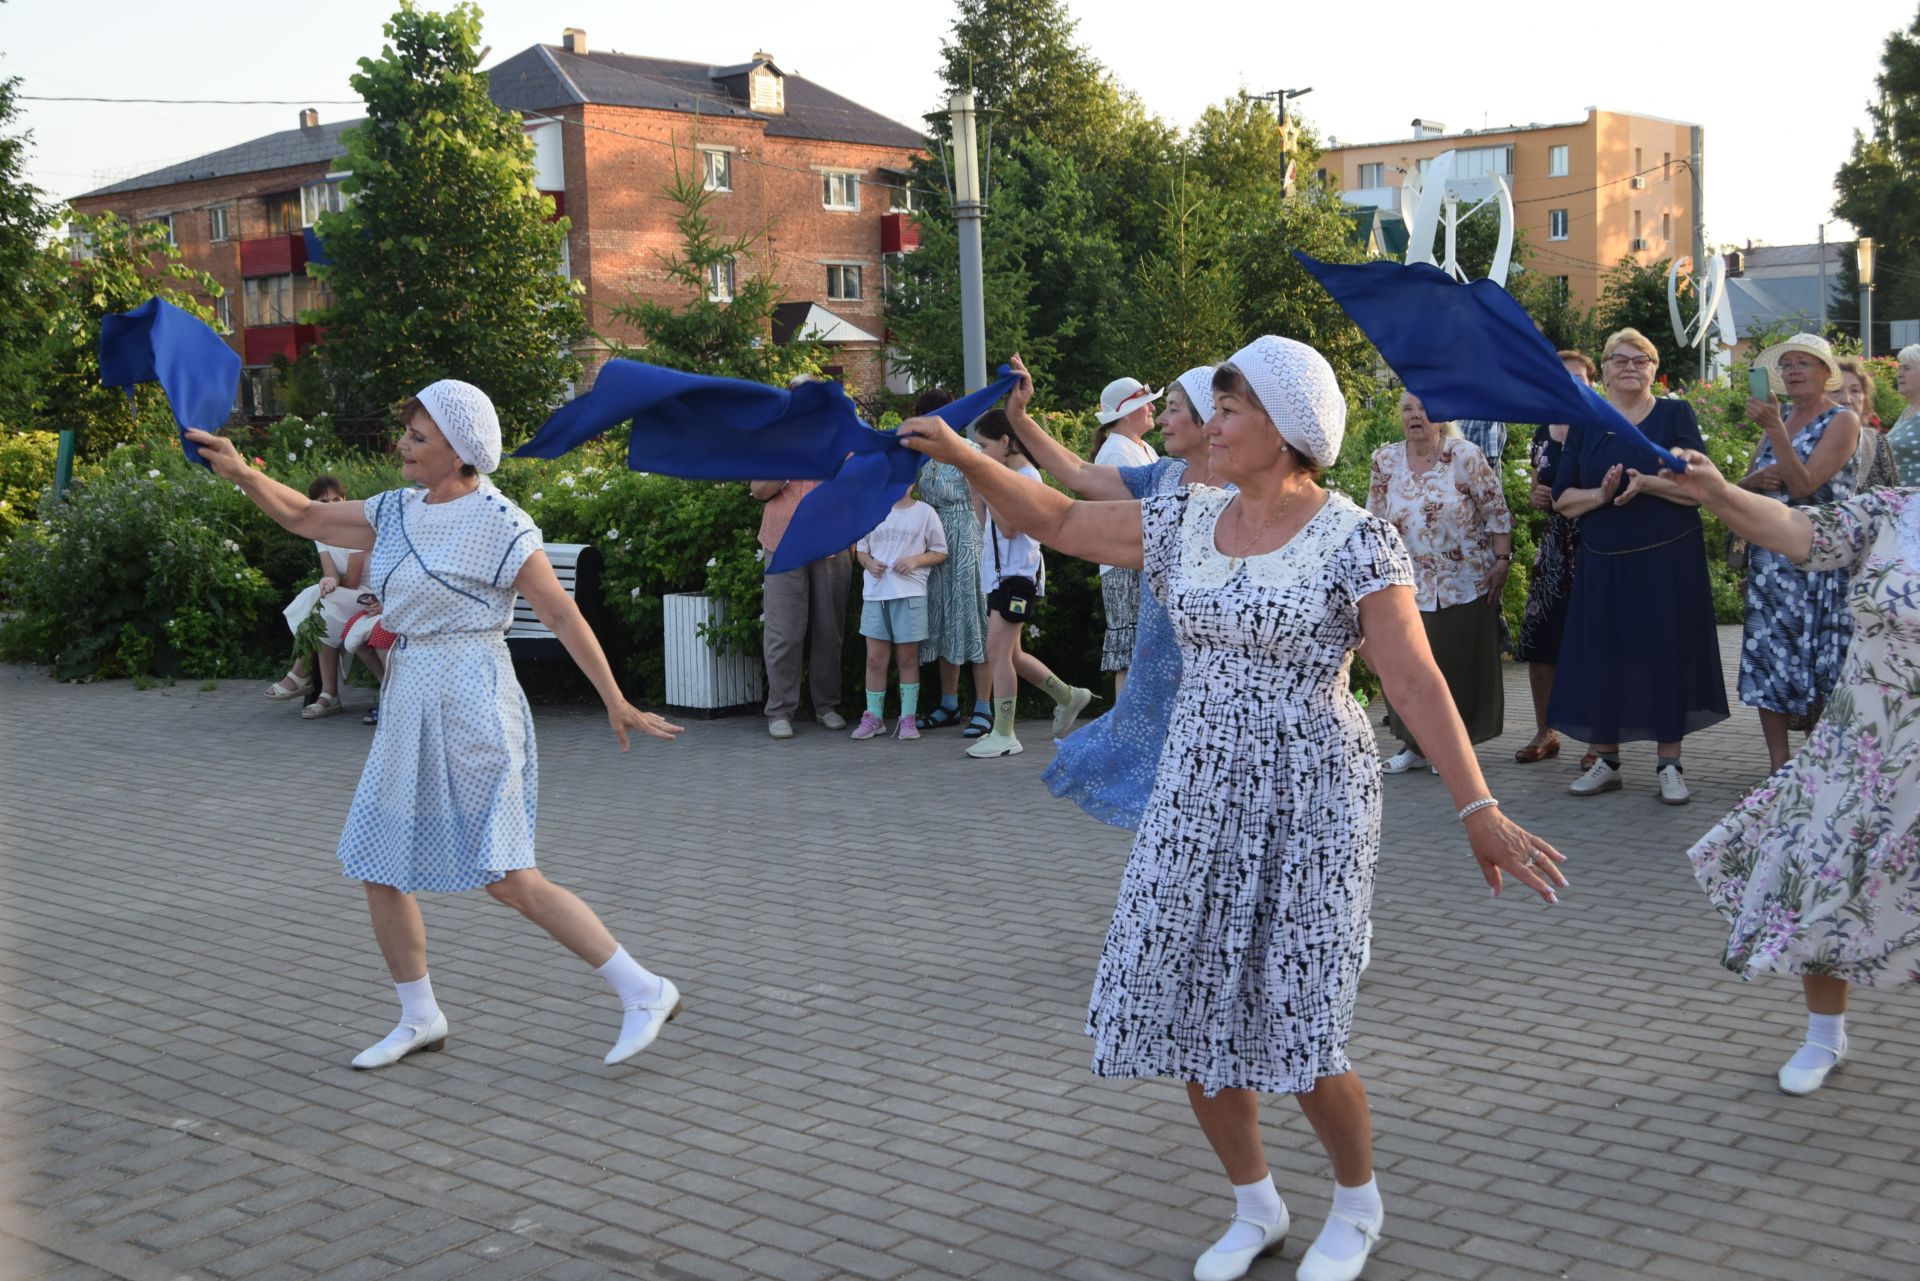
[1857,236,1876,360]
[948,91,988,394]
[1252,86,1313,188]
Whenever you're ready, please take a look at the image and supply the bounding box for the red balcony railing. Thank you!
[244,323,319,365]
[881,212,919,254]
[239,233,309,279]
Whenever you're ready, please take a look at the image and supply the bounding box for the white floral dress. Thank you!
[336,483,544,894]
[1690,488,1920,986]
[1087,487,1416,1095]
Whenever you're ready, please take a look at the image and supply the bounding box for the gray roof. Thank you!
[79,118,358,198]
[487,45,924,149]
[80,44,923,201]
[1727,274,1828,337]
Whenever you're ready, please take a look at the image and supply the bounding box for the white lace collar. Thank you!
[1177,487,1366,590]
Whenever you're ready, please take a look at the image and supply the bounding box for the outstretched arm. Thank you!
[898,416,1143,568]
[1002,355,1133,501]
[1664,448,1814,562]
[514,549,683,750]
[184,429,375,548]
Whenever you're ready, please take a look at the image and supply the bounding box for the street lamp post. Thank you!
[1857,236,1876,360]
[1252,87,1313,188]
[948,91,988,393]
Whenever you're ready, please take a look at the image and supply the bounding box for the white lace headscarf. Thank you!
[415,379,502,474]
[1174,365,1216,425]
[1221,336,1345,468]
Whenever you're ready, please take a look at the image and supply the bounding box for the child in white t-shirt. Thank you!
[853,490,948,740]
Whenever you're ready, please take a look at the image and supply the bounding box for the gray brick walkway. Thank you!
[3,628,1916,1280]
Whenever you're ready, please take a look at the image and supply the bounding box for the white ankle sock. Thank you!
[1788,1012,1847,1070]
[1213,1174,1284,1253]
[596,945,663,1007]
[395,974,440,1027]
[1311,1177,1383,1262]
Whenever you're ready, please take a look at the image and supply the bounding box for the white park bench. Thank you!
[507,542,611,662]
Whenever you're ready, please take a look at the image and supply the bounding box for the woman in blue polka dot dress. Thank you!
[186,381,686,1072]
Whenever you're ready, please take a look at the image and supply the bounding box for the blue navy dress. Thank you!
[336,484,543,893]
[1738,407,1857,715]
[1043,458,1189,828]
[1548,400,1728,743]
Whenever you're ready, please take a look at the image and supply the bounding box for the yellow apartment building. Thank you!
[1318,109,1702,310]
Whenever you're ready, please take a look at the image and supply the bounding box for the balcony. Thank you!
[240,234,309,279]
[244,323,320,366]
[881,212,919,254]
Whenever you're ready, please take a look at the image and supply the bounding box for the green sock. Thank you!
[1039,674,1073,706]
[992,696,1017,737]
[900,683,921,719]
[866,688,885,718]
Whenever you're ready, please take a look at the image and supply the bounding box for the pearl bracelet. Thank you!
[1457,797,1500,822]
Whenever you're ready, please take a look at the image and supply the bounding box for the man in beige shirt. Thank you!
[751,479,851,738]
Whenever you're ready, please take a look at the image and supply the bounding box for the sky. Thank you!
[3,0,1912,249]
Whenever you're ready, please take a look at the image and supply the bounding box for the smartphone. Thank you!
[1748,367,1773,401]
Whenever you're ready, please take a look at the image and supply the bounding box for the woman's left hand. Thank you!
[1465,808,1567,903]
[1746,397,1786,435]
[607,701,684,751]
[1483,561,1510,599]
[1612,467,1671,505]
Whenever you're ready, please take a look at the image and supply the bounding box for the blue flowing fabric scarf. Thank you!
[98,297,243,467]
[516,360,1022,573]
[1294,254,1686,473]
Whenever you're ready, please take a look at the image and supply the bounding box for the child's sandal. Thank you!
[960,710,993,739]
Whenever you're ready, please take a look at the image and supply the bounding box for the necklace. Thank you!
[1221,488,1301,557]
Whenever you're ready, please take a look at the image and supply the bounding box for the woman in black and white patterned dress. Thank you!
[902,336,1564,1281]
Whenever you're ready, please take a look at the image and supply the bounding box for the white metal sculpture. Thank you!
[1667,255,1738,380]
[1402,150,1516,286]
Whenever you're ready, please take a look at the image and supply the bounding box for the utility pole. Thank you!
[1690,126,1707,384]
[1250,87,1313,190]
[948,90,988,393]
[1818,224,1828,335]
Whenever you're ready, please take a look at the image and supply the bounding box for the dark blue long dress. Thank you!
[1548,399,1728,744]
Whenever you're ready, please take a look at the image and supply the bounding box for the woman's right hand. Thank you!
[897,415,973,466]
[1007,353,1034,416]
[1595,463,1624,504]
[319,576,339,595]
[182,429,250,483]
[1662,448,1734,506]
[1528,482,1553,511]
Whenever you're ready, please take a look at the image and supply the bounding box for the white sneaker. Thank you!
[768,718,794,740]
[1382,748,1427,774]
[966,730,1023,758]
[1052,686,1097,739]
[818,709,847,731]
[1778,1036,1846,1095]
[1657,763,1690,805]
[1193,1205,1289,1281]
[1569,758,1622,796]
[605,977,684,1066]
[1296,1209,1382,1281]
[350,1012,448,1069]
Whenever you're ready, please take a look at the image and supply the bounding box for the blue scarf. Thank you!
[98,298,242,467]
[1295,255,1685,473]
[516,360,1021,572]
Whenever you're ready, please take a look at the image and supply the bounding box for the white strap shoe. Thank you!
[1778,1037,1846,1095]
[350,1012,448,1069]
[1296,1209,1382,1281]
[605,977,684,1066]
[1193,1205,1289,1281]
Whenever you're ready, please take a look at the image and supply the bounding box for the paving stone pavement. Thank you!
[2,628,1917,1281]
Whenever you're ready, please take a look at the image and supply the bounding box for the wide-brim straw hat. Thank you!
[1754,333,1842,394]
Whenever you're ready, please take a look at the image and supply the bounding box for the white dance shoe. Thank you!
[605,977,684,1066]
[1193,1205,1289,1281]
[1296,1210,1381,1281]
[350,1012,448,1069]
[1778,1037,1846,1095]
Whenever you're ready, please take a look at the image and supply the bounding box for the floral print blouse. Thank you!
[1367,437,1513,611]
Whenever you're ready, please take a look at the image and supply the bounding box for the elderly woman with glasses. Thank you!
[1549,328,1727,804]
[1833,355,1894,492]
[1737,335,1861,772]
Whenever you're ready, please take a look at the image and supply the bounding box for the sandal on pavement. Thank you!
[961,710,993,739]
[301,692,344,720]
[1514,732,1560,763]
[363,705,380,726]
[917,704,963,730]
[265,672,314,701]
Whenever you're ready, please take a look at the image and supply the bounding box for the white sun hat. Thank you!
[1754,332,1842,394]
[1095,376,1163,424]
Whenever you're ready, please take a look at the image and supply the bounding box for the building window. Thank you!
[1358,162,1384,188]
[244,276,295,327]
[146,213,176,246]
[265,192,300,235]
[1548,208,1569,240]
[1553,276,1570,304]
[1663,151,1672,176]
[66,223,96,260]
[707,257,736,301]
[1633,209,1643,240]
[1662,212,1672,241]
[1415,157,1432,177]
[1449,146,1512,180]
[701,148,732,193]
[209,206,231,242]
[242,367,283,418]
[822,171,860,211]
[301,179,348,228]
[880,169,914,212]
[1548,145,1568,178]
[1634,147,1644,174]
[826,263,863,301]
[213,294,232,331]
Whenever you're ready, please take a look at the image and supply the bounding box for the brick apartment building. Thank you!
[1319,108,1702,310]
[69,28,925,417]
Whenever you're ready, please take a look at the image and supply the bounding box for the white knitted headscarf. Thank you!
[415,379,502,474]
[1222,336,1345,468]
[1174,365,1216,425]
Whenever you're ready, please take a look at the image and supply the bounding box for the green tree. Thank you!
[1597,255,1697,382]
[1833,7,1920,354]
[0,72,57,430]
[1120,171,1240,380]
[606,148,823,383]
[29,211,223,456]
[311,1,584,439]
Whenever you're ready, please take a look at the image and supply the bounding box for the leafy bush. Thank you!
[0,429,58,538]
